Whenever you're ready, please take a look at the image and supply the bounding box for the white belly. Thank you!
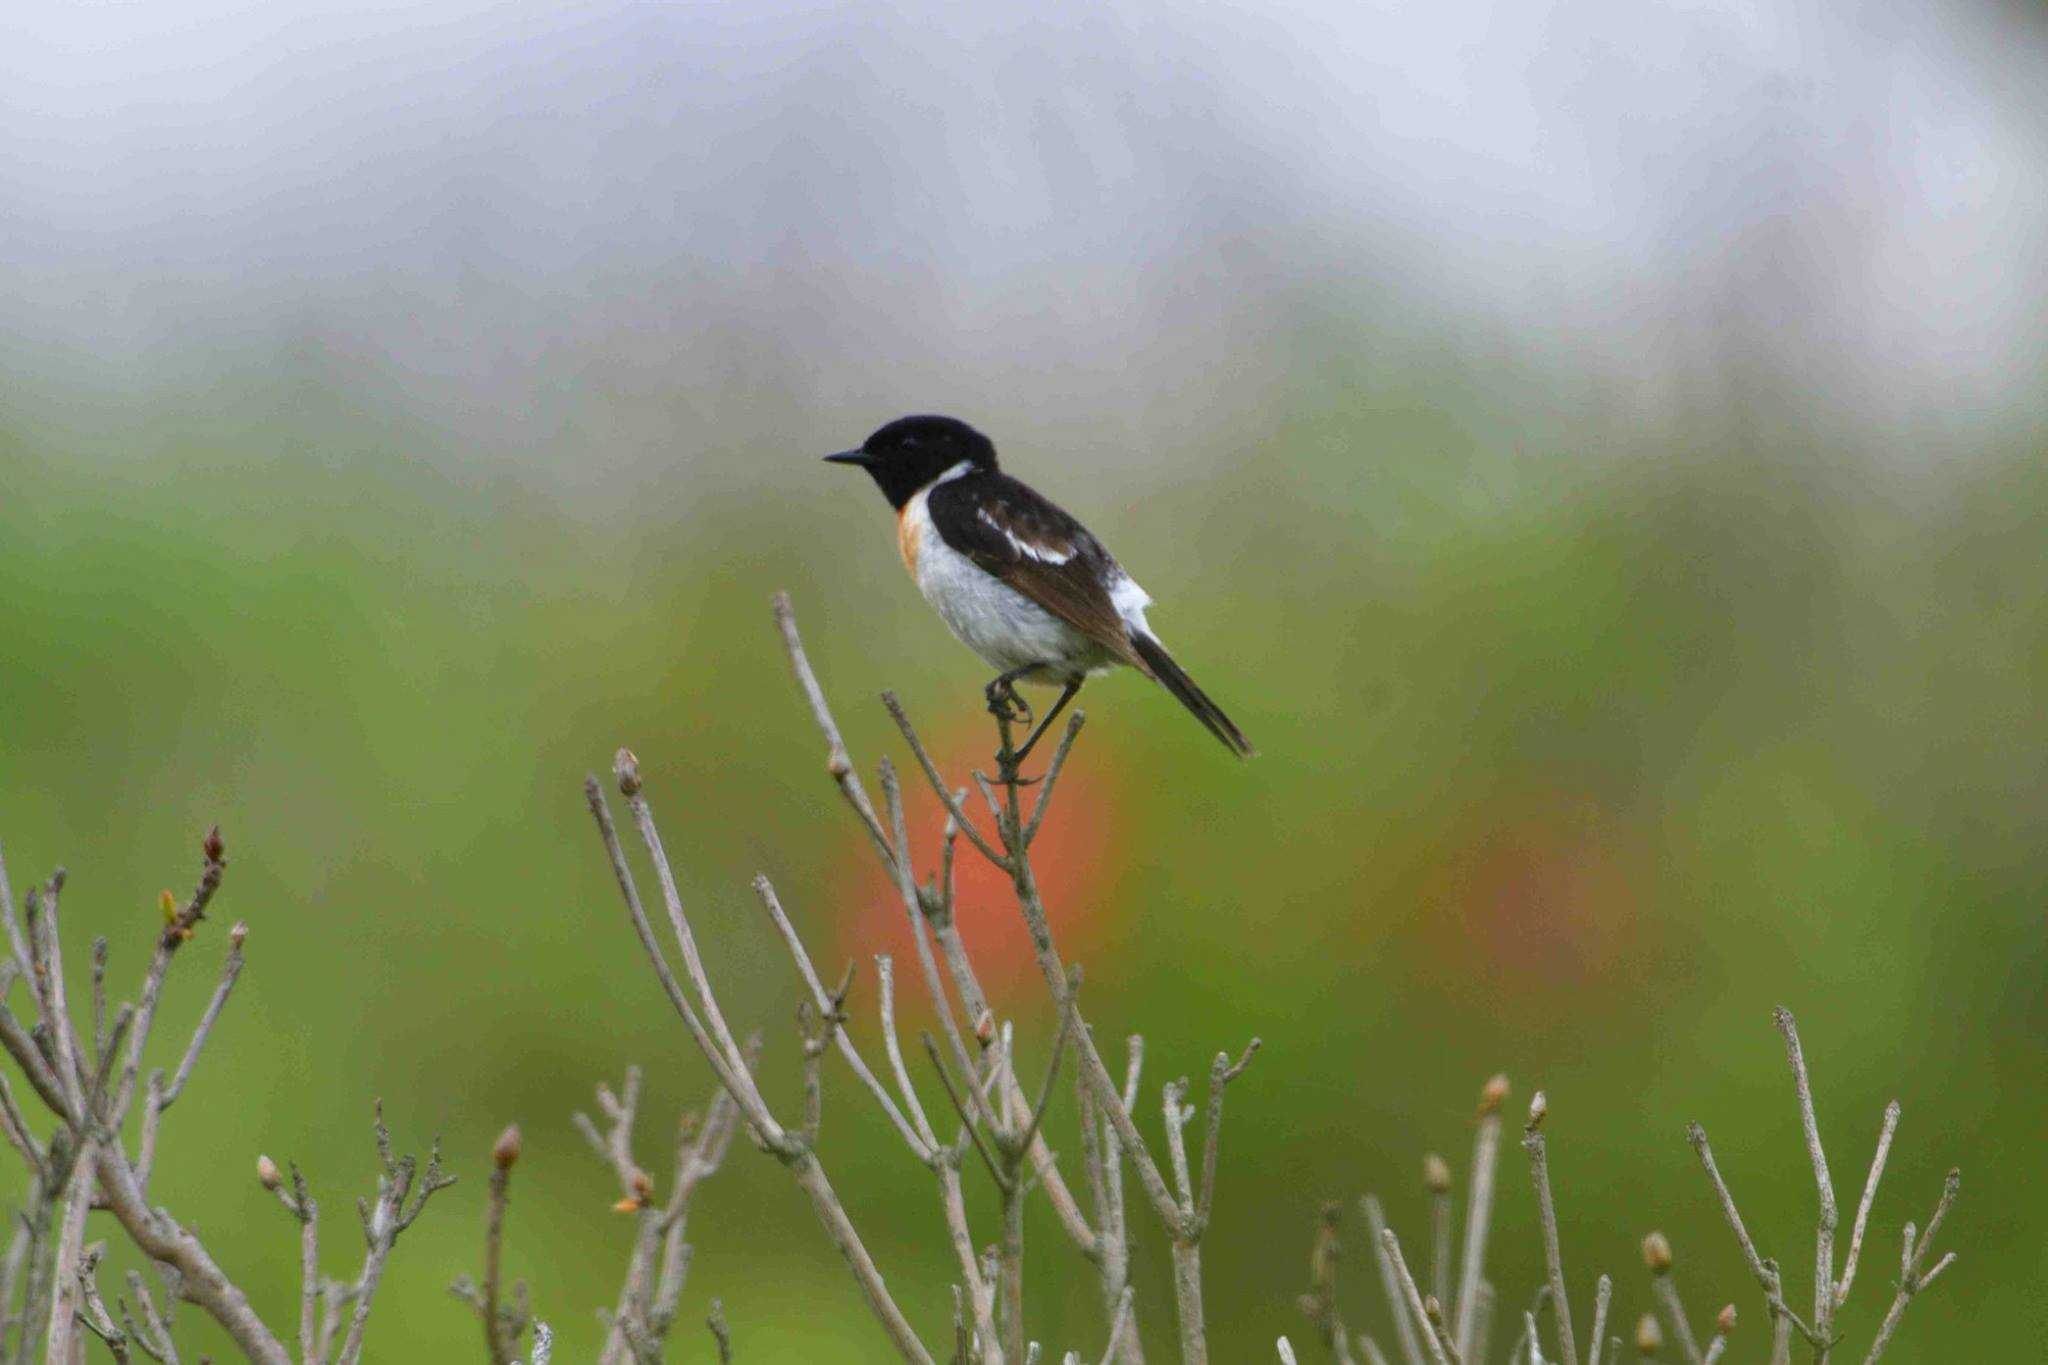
[900,489,1116,680]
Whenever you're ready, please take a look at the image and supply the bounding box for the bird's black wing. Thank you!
[925,473,1147,671]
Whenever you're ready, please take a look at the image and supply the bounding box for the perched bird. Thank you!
[824,415,1253,761]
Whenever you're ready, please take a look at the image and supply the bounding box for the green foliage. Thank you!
[0,368,2039,1359]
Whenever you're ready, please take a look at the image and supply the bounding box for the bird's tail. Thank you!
[1128,632,1255,758]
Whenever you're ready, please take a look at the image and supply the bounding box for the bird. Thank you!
[823,414,1253,762]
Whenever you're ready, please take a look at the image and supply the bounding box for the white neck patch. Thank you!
[925,459,975,489]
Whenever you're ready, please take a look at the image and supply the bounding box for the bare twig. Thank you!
[1021,715,1086,849]
[113,829,227,1122]
[1701,1305,1735,1365]
[1861,1170,1959,1365]
[1773,1008,1837,1360]
[333,1103,457,1365]
[1379,1229,1455,1365]
[583,776,759,1120]
[1360,1196,1425,1365]
[452,1124,527,1364]
[1423,1155,1452,1311]
[159,924,246,1112]
[1095,1285,1135,1365]
[0,841,27,975]
[1521,1092,1577,1365]
[1297,1202,1356,1365]
[1685,1123,1817,1346]
[580,1060,747,1363]
[1195,1039,1259,1230]
[706,1298,733,1363]
[1835,1101,1900,1308]
[121,1270,181,1365]
[588,761,936,1365]
[1453,1075,1508,1358]
[1587,1275,1612,1365]
[1642,1233,1701,1364]
[74,1244,131,1363]
[43,1136,94,1362]
[0,1070,44,1184]
[880,693,1008,868]
[1469,1283,1496,1365]
[756,876,932,1160]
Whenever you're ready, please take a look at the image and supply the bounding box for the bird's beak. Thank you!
[823,449,871,467]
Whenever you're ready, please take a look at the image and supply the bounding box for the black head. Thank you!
[823,415,998,509]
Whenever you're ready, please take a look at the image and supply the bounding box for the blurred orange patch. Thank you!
[841,714,1122,1016]
[1416,786,1646,992]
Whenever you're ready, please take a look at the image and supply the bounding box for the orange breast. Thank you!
[896,503,920,577]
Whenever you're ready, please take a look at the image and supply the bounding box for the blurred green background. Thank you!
[2,3,2044,1360]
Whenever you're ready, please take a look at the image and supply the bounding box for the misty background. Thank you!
[2,1,2043,1359]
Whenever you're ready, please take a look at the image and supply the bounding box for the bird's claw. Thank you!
[983,678,1033,728]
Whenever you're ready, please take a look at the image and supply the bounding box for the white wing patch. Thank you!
[978,507,1075,564]
[1109,569,1153,633]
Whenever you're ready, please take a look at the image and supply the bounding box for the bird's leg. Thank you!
[983,667,1036,728]
[1008,679,1081,767]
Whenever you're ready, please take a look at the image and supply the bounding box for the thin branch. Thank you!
[121,1270,182,1365]
[706,1299,733,1364]
[1469,1283,1495,1365]
[1379,1229,1455,1365]
[615,751,774,1127]
[875,956,940,1152]
[1021,715,1086,849]
[1521,1094,1577,1365]
[0,1070,45,1183]
[480,1126,524,1364]
[333,1105,457,1365]
[1297,1202,1360,1365]
[1452,1075,1508,1358]
[26,879,87,1121]
[1097,1286,1135,1365]
[113,829,227,1122]
[922,1033,1005,1191]
[1861,1170,1960,1365]
[1685,1122,1818,1346]
[772,591,899,863]
[1424,1155,1452,1311]
[1195,1039,1259,1229]
[880,692,1007,867]
[924,875,1098,1259]
[1835,1100,1900,1308]
[587,761,949,1365]
[584,774,765,1133]
[75,1244,132,1364]
[93,1140,290,1362]
[1587,1275,1612,1365]
[43,1135,95,1362]
[1773,1007,1836,1359]
[755,875,931,1159]
[1701,1305,1735,1365]
[1360,1196,1424,1365]
[1013,972,1083,1163]
[1644,1239,1701,1365]
[880,764,996,1134]
[158,924,247,1110]
[0,840,27,975]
